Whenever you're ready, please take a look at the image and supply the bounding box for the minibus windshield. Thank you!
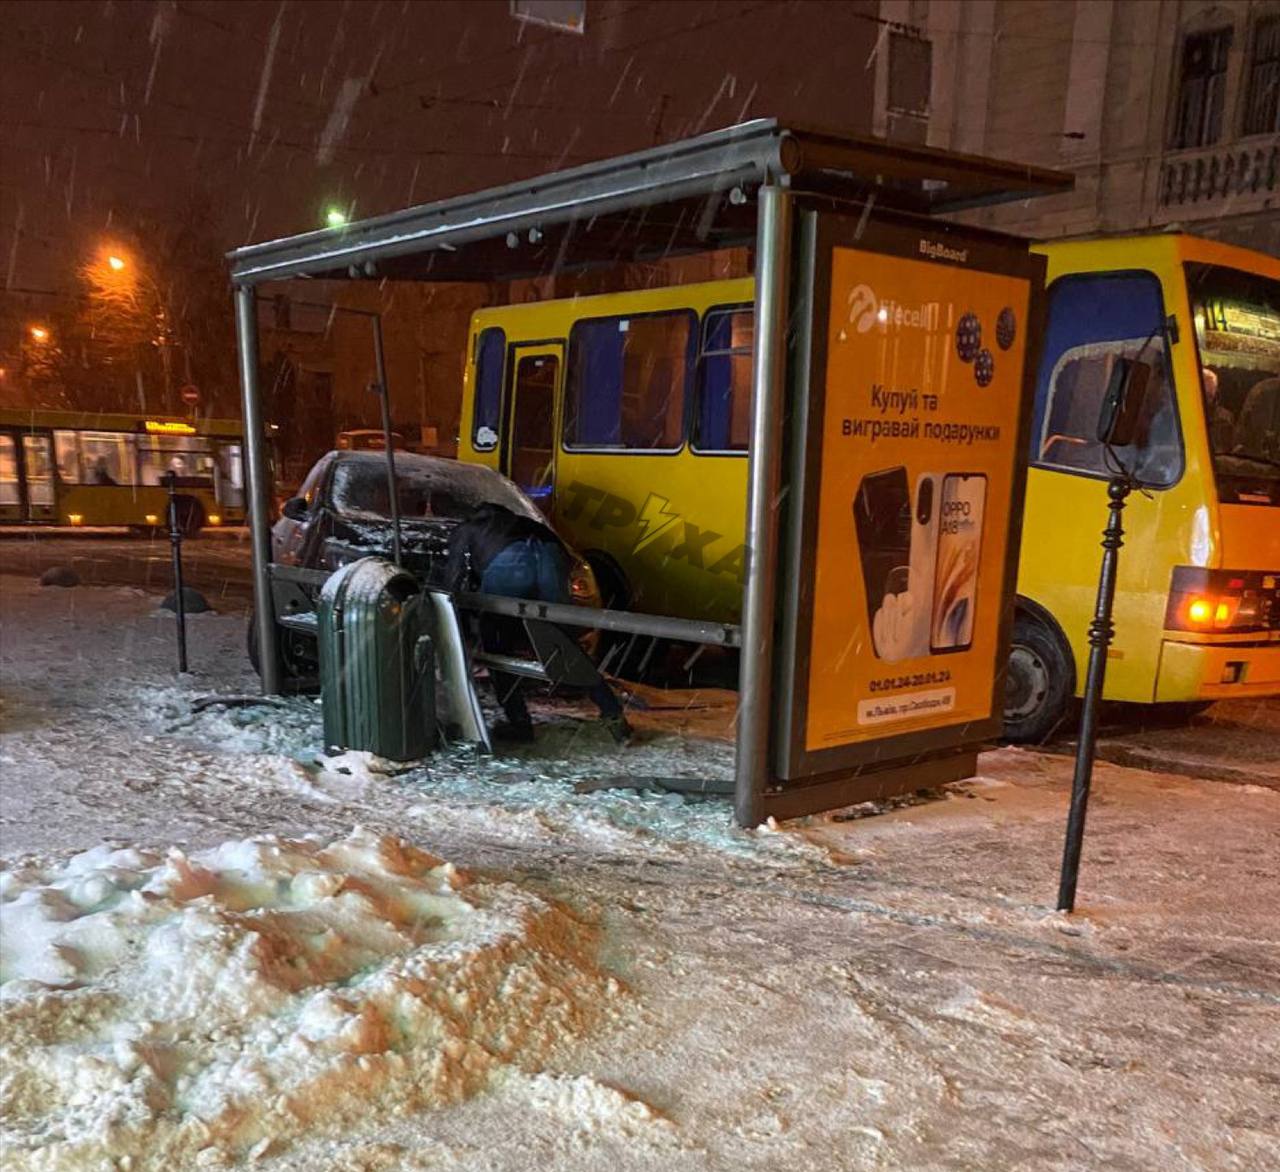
[1187,263,1280,506]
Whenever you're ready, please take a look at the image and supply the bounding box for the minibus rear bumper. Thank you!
[1155,637,1280,701]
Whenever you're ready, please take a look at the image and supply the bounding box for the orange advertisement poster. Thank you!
[804,246,1032,751]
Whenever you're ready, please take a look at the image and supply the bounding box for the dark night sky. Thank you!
[1,0,881,296]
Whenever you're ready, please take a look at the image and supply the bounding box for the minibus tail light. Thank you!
[1166,566,1277,634]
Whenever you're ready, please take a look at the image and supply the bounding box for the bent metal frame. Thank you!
[228,118,1071,827]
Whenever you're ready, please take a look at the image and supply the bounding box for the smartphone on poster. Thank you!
[852,466,911,656]
[904,473,942,658]
[931,473,987,653]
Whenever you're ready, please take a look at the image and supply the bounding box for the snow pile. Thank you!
[0,830,607,1170]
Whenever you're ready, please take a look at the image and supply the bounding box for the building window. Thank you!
[1244,16,1280,136]
[1171,28,1233,148]
[888,32,931,117]
[563,311,694,451]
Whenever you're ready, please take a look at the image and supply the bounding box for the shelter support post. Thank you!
[370,314,403,567]
[734,185,793,827]
[234,283,281,694]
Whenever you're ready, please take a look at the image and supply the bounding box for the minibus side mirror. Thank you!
[1096,356,1153,448]
[281,496,309,522]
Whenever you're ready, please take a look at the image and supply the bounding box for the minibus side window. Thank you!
[694,306,754,453]
[1032,273,1183,487]
[563,310,695,451]
[472,327,506,450]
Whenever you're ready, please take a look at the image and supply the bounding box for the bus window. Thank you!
[81,431,134,487]
[54,430,81,483]
[1033,273,1182,487]
[216,443,245,508]
[472,327,505,450]
[0,435,19,509]
[694,306,753,453]
[564,310,695,451]
[138,436,215,486]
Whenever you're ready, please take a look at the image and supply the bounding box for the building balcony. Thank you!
[1156,138,1279,223]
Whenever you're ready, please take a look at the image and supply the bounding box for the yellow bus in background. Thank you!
[459,233,1280,738]
[0,409,249,534]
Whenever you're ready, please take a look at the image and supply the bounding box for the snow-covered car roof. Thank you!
[324,450,543,525]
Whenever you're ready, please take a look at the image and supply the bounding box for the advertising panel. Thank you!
[771,207,1043,794]
[805,247,1031,748]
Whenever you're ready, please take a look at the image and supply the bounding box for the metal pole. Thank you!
[1057,476,1131,912]
[734,185,793,828]
[163,470,188,673]
[371,315,402,567]
[234,284,281,694]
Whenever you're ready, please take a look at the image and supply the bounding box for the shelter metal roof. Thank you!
[228,118,1073,287]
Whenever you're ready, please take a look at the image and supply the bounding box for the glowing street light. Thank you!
[325,207,348,228]
[29,325,50,343]
[107,254,126,271]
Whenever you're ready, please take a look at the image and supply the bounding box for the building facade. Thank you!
[876,0,1279,254]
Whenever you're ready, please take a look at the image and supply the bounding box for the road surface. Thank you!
[0,528,256,606]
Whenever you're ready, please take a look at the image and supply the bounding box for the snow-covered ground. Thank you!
[2,577,1278,1171]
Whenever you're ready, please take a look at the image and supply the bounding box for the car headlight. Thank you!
[569,557,600,606]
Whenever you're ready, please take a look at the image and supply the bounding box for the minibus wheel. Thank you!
[1003,610,1073,743]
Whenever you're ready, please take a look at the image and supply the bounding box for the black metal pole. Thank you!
[163,470,189,673]
[371,315,402,567]
[1057,475,1131,912]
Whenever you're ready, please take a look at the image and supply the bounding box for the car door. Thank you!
[502,344,562,516]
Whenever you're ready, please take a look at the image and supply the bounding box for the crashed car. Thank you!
[249,449,600,678]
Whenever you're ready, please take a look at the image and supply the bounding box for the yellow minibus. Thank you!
[0,409,250,534]
[458,233,1279,738]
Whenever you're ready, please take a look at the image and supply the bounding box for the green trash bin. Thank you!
[317,557,436,761]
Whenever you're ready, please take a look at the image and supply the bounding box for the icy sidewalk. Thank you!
[2,577,1279,1170]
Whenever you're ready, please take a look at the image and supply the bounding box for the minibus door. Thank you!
[20,431,57,521]
[502,344,562,517]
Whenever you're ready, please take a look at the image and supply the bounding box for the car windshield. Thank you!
[329,453,542,523]
[1187,262,1280,506]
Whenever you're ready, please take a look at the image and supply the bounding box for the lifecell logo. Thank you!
[846,283,941,334]
[847,283,879,333]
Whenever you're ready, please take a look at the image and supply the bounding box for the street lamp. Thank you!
[325,207,348,228]
[29,325,50,342]
[90,244,177,412]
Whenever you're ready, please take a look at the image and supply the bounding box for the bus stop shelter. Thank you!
[228,118,1071,826]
